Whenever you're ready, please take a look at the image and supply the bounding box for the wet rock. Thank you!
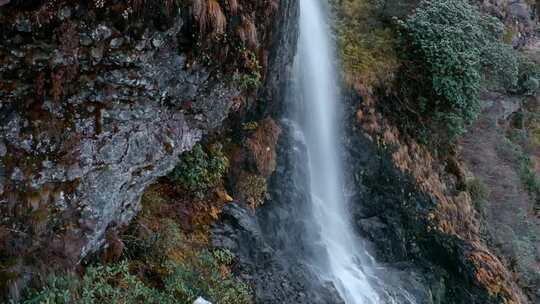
[15,17,31,32]
[211,2,346,302]
[90,46,104,61]
[58,7,72,20]
[0,5,238,298]
[135,40,146,51]
[11,167,24,182]
[80,33,93,46]
[0,166,5,194]
[212,123,344,304]
[110,37,123,49]
[152,35,164,48]
[92,24,112,41]
[0,141,6,157]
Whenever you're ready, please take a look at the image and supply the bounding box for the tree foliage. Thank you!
[401,0,518,141]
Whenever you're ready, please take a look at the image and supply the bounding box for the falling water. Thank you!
[294,1,415,303]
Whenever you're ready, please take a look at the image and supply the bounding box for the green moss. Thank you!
[502,26,516,44]
[233,51,262,91]
[330,0,399,85]
[241,121,259,131]
[465,177,490,211]
[169,143,229,199]
[236,174,267,208]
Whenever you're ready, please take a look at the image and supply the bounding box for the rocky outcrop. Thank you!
[0,0,284,300]
[347,87,529,303]
[461,94,540,303]
[210,0,346,301]
[212,123,344,304]
[479,0,537,48]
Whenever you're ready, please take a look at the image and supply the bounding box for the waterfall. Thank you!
[292,1,416,303]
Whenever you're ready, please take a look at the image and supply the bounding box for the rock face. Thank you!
[212,124,344,304]
[210,1,344,302]
[0,1,273,299]
[345,87,529,303]
[462,94,540,303]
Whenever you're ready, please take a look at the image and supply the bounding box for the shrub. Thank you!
[164,249,251,304]
[330,0,400,85]
[24,222,252,304]
[466,177,490,211]
[400,0,518,141]
[169,143,229,198]
[24,262,167,304]
[517,56,540,95]
[233,51,262,90]
[236,174,268,208]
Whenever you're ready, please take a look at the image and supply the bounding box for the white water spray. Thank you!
[295,1,415,303]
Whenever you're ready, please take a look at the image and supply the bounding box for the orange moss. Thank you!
[469,250,519,304]
[246,117,282,177]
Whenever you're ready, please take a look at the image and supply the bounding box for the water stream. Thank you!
[293,1,415,303]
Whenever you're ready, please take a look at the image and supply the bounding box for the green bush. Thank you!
[24,252,251,304]
[24,262,166,304]
[401,0,518,141]
[465,177,490,211]
[330,0,400,85]
[163,249,251,304]
[24,224,251,304]
[236,174,268,208]
[517,56,540,95]
[169,144,229,198]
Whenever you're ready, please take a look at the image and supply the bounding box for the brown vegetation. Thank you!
[246,117,282,177]
[355,85,524,303]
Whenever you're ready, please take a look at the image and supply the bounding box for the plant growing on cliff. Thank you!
[236,174,268,209]
[24,261,164,303]
[517,56,540,95]
[233,51,262,90]
[169,143,229,198]
[400,0,519,141]
[24,221,252,304]
[466,177,490,211]
[330,0,400,85]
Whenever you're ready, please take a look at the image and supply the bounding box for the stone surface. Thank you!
[0,3,238,299]
[344,87,528,303]
[462,96,540,303]
[210,2,346,301]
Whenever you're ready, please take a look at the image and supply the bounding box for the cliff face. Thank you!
[1,0,539,303]
[0,0,288,300]
[325,0,539,303]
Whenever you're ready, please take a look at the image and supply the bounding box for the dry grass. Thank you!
[207,0,226,35]
[246,118,281,177]
[331,0,400,87]
[356,87,522,303]
[237,16,259,50]
[226,0,239,15]
[193,0,227,35]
